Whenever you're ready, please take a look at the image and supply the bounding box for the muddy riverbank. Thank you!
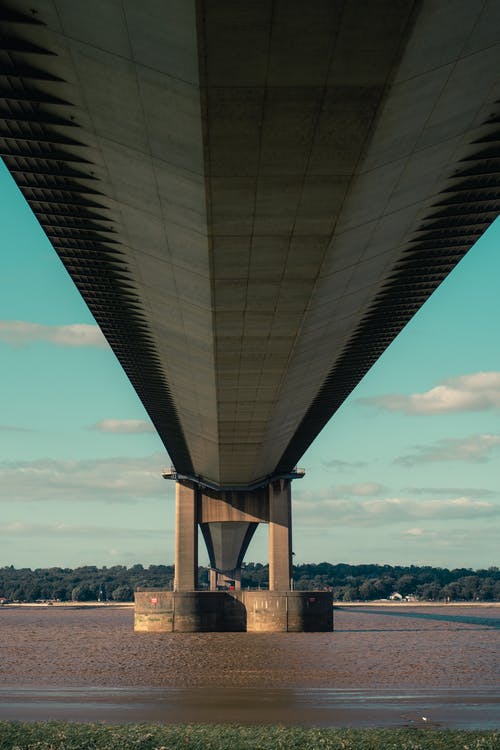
[0,605,498,689]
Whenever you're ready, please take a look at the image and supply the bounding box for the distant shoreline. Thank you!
[0,602,134,608]
[1,599,499,608]
[333,600,500,607]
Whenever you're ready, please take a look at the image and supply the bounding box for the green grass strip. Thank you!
[0,722,499,750]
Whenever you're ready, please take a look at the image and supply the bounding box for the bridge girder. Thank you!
[1,1,500,487]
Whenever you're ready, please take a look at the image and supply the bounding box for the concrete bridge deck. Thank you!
[1,1,499,628]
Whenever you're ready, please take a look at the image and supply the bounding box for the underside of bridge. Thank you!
[1,1,500,627]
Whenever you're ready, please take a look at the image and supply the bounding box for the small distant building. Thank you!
[389,592,419,602]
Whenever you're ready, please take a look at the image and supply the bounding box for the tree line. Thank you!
[0,562,499,602]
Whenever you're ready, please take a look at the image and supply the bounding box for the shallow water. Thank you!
[1,604,499,727]
[1,686,499,728]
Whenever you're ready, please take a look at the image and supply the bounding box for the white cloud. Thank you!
[330,482,385,496]
[398,525,500,560]
[322,458,368,470]
[296,483,384,501]
[0,521,164,538]
[0,454,170,503]
[396,434,500,466]
[0,320,108,348]
[91,419,155,434]
[402,527,425,536]
[358,371,500,415]
[403,486,496,498]
[293,493,500,527]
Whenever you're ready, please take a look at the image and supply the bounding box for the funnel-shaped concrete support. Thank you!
[200,521,258,589]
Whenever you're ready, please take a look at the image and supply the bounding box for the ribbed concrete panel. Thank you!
[0,0,220,480]
[202,0,416,482]
[274,1,500,471]
[1,1,500,488]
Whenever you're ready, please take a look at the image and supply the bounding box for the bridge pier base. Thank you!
[139,474,334,632]
[134,590,333,632]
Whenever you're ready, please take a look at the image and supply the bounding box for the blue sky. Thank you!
[1,160,499,570]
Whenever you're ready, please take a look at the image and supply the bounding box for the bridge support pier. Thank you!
[174,480,198,592]
[136,473,333,632]
[269,479,292,591]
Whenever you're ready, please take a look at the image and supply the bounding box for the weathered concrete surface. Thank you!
[243,591,334,633]
[135,590,333,632]
[174,481,198,592]
[268,480,292,592]
[135,591,246,633]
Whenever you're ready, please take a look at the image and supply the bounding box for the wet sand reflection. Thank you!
[1,686,499,728]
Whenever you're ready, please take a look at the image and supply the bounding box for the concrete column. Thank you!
[199,518,258,591]
[233,569,241,590]
[209,568,217,590]
[268,479,292,591]
[209,568,241,590]
[174,481,198,591]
